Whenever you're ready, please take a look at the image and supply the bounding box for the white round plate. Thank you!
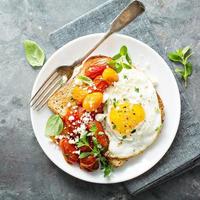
[30,33,181,184]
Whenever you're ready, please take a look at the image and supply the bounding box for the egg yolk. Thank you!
[109,101,145,137]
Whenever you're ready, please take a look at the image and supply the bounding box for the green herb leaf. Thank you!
[167,46,193,87]
[23,40,45,68]
[182,46,190,56]
[114,63,123,73]
[167,52,182,63]
[100,157,113,177]
[107,60,116,67]
[78,75,92,84]
[122,63,132,69]
[112,53,121,60]
[76,133,89,148]
[45,114,63,136]
[89,124,97,133]
[185,62,192,76]
[126,54,132,64]
[122,135,127,139]
[135,87,139,93]
[123,75,128,79]
[79,152,91,159]
[120,45,128,56]
[175,68,184,75]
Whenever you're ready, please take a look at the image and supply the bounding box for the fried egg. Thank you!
[103,68,163,159]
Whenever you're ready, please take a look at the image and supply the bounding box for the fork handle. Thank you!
[71,1,145,67]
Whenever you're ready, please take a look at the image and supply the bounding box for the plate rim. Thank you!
[30,33,181,184]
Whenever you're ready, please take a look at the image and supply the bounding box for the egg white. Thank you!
[103,68,163,159]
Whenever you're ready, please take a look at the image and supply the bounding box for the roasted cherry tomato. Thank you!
[80,155,99,171]
[85,65,107,79]
[82,92,103,112]
[59,139,79,164]
[63,107,86,134]
[72,86,88,104]
[102,67,119,84]
[90,75,109,93]
[88,121,109,150]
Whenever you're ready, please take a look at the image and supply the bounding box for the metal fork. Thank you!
[30,0,145,111]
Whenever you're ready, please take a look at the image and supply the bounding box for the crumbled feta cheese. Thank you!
[68,116,75,121]
[67,102,71,107]
[95,114,106,122]
[73,150,80,155]
[68,138,76,144]
[55,135,68,140]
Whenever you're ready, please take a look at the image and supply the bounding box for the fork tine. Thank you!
[35,83,63,111]
[30,71,60,107]
[30,70,59,105]
[32,76,62,110]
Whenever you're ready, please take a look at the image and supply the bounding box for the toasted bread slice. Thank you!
[47,56,164,168]
[47,56,112,117]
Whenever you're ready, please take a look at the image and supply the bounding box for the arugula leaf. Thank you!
[167,46,193,87]
[120,45,128,56]
[45,114,63,136]
[23,40,45,68]
[78,75,92,85]
[79,152,91,159]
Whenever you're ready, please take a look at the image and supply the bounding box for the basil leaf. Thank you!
[78,75,92,84]
[114,63,123,73]
[112,53,121,60]
[185,62,192,76]
[167,52,182,62]
[126,53,132,64]
[120,45,128,56]
[122,63,132,69]
[45,114,63,136]
[182,46,190,56]
[23,40,45,68]
[79,152,91,159]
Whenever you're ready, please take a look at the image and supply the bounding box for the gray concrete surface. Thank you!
[0,0,199,199]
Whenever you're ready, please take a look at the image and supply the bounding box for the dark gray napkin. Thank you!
[49,0,200,195]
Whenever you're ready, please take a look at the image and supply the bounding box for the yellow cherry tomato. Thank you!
[82,92,103,112]
[72,86,88,104]
[102,67,119,84]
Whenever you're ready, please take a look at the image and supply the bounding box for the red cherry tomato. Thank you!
[59,139,79,164]
[88,121,109,150]
[80,155,99,171]
[85,65,107,79]
[63,107,86,133]
[89,75,109,93]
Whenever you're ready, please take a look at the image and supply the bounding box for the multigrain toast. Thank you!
[47,56,164,167]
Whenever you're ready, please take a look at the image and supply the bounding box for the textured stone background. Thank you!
[0,0,199,199]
